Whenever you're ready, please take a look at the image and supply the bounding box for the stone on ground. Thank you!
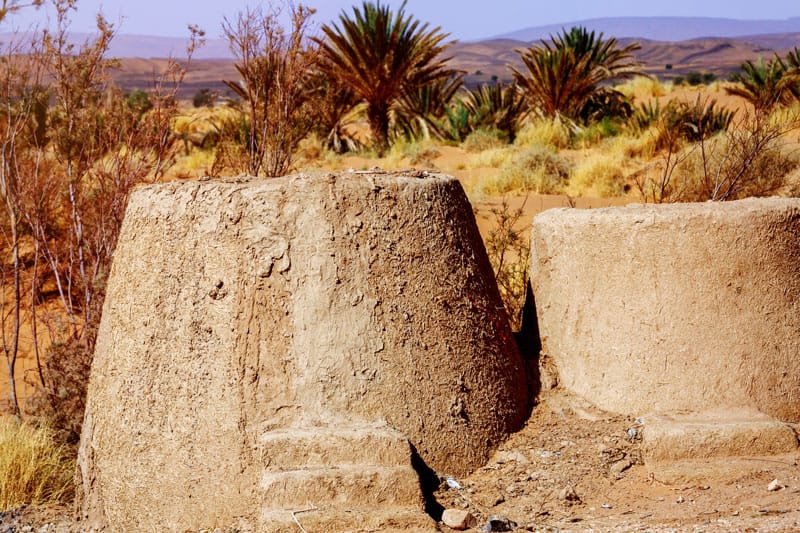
[441,508,477,530]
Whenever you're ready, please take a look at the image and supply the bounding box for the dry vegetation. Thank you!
[1,0,800,520]
[0,417,73,509]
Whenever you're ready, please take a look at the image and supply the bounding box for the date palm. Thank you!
[316,1,456,154]
[393,75,463,141]
[726,54,800,111]
[463,81,528,143]
[513,26,642,123]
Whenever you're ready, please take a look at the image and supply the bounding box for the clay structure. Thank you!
[529,198,800,420]
[76,173,527,531]
[528,199,800,480]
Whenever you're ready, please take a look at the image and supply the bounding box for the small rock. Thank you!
[767,479,783,492]
[494,450,530,465]
[559,485,580,502]
[627,427,638,441]
[601,503,613,509]
[610,458,632,478]
[445,477,463,490]
[442,509,477,530]
[480,515,517,532]
[676,495,685,503]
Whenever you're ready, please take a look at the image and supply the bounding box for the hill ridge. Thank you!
[491,15,800,43]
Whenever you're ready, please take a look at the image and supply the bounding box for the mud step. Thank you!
[258,425,412,471]
[642,409,800,483]
[260,507,438,533]
[261,465,424,509]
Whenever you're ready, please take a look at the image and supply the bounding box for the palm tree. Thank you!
[309,73,363,154]
[316,1,457,154]
[463,81,528,143]
[512,27,642,123]
[725,57,796,111]
[726,51,800,111]
[392,75,463,141]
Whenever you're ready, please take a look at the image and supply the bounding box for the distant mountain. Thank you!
[4,16,799,60]
[0,32,233,59]
[451,34,800,88]
[492,16,800,43]
[108,34,232,59]
[4,17,800,99]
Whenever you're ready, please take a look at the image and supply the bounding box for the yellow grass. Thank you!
[567,151,628,197]
[466,146,516,169]
[0,417,74,510]
[617,75,671,101]
[173,149,215,177]
[481,145,572,195]
[515,117,571,149]
[605,131,660,159]
[171,106,241,138]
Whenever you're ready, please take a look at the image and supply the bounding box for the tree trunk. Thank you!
[367,102,391,156]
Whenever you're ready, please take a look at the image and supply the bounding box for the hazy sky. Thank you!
[4,0,800,40]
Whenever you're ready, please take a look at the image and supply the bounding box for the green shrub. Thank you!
[572,116,622,147]
[631,96,735,148]
[193,88,215,108]
[686,71,703,85]
[125,89,152,116]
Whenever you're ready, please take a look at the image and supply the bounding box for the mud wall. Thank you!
[76,173,527,530]
[529,198,800,419]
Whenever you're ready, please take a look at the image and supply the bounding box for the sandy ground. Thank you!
[3,389,800,531]
[433,391,800,532]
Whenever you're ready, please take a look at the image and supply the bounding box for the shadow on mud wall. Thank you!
[514,281,542,410]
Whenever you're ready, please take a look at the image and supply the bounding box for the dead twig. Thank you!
[291,504,319,533]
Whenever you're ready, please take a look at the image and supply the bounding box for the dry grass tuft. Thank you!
[515,118,571,149]
[0,418,74,510]
[603,131,659,159]
[463,129,507,152]
[568,151,628,197]
[466,146,516,169]
[617,76,671,100]
[484,145,572,195]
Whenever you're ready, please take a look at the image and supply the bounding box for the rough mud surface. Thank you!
[75,173,526,530]
[530,198,800,419]
[7,391,800,532]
